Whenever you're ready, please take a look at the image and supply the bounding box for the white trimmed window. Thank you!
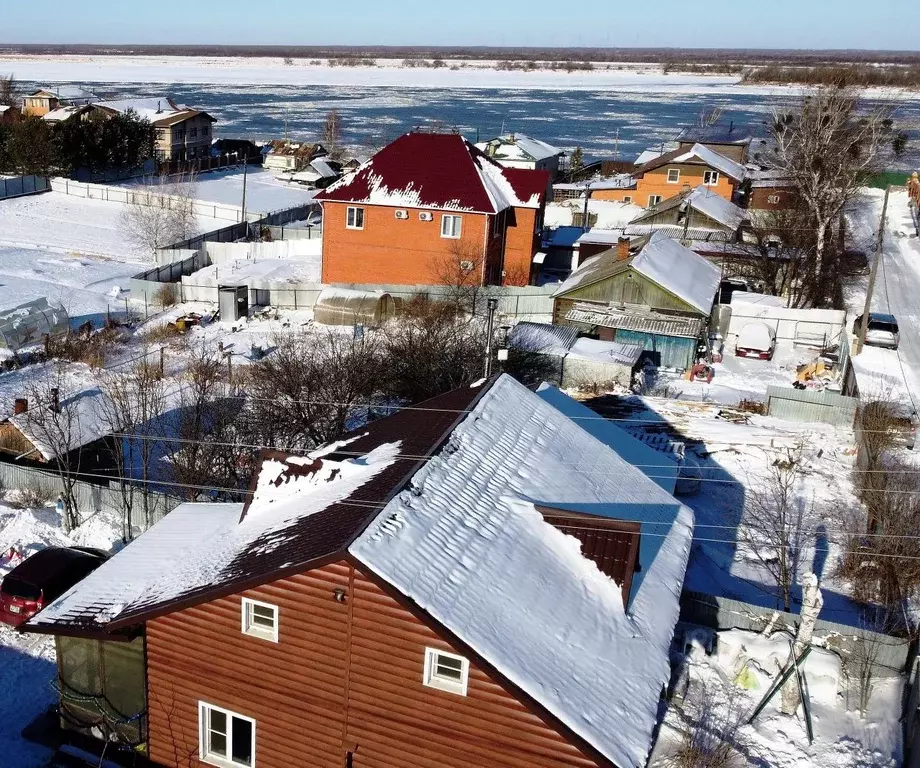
[241,598,278,643]
[423,648,469,696]
[648,195,663,206]
[622,196,633,204]
[703,170,720,186]
[199,702,255,768]
[666,168,680,184]
[441,214,463,239]
[346,206,365,229]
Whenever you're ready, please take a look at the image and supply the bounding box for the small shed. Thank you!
[0,298,70,352]
[218,285,249,322]
[313,288,396,327]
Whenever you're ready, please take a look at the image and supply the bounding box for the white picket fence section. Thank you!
[49,177,260,223]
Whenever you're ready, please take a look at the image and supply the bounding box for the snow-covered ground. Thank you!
[118,167,318,215]
[0,55,750,92]
[0,192,225,323]
[846,189,920,413]
[653,627,902,768]
[0,502,122,768]
[604,396,864,619]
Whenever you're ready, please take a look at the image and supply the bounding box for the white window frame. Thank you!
[441,214,462,239]
[648,195,663,207]
[346,206,365,230]
[622,196,632,204]
[423,647,469,696]
[198,702,256,768]
[241,598,278,643]
[703,170,720,186]
[666,168,681,184]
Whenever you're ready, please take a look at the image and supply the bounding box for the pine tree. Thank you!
[570,146,584,174]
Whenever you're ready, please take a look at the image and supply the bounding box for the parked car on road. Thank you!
[854,313,900,350]
[0,546,109,627]
[735,322,776,360]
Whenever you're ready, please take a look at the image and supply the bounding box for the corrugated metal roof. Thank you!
[565,304,704,339]
[508,321,578,355]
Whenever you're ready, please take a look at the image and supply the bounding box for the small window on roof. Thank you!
[423,648,469,696]
[666,168,680,184]
[241,598,278,642]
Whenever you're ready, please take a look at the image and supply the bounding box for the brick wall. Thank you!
[321,201,495,286]
[592,164,737,207]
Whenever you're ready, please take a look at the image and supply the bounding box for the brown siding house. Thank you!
[25,376,694,768]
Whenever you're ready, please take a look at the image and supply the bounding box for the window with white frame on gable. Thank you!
[423,647,469,696]
[666,168,680,184]
[241,598,278,642]
[703,170,720,186]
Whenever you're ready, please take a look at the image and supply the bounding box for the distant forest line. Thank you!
[1,43,919,66]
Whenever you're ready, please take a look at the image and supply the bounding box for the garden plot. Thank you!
[0,192,225,325]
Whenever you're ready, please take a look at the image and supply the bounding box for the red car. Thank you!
[0,546,108,627]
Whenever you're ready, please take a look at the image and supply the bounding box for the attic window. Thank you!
[423,648,469,696]
[667,168,681,184]
[241,598,278,643]
[704,171,720,186]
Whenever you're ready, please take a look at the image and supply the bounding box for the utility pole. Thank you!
[856,185,891,355]
[484,297,499,378]
[240,149,249,238]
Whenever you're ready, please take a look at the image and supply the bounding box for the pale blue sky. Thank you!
[2,0,916,50]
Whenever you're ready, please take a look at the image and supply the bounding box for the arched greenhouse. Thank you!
[0,298,70,351]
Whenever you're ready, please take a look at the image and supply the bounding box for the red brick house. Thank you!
[315,132,549,287]
[26,375,693,768]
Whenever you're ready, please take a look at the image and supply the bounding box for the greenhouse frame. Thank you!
[0,298,70,351]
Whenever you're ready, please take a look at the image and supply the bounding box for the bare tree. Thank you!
[246,329,385,452]
[381,296,490,404]
[765,87,898,306]
[0,74,18,108]
[738,444,812,612]
[121,172,200,257]
[781,572,824,714]
[21,365,85,532]
[662,685,743,768]
[430,239,489,314]
[96,354,167,536]
[696,105,724,128]
[322,109,344,160]
[169,346,250,498]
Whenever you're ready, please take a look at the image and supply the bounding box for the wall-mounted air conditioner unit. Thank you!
[395,209,409,220]
[419,212,434,221]
[459,260,475,272]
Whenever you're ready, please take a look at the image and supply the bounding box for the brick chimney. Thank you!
[13,398,27,415]
[617,237,631,261]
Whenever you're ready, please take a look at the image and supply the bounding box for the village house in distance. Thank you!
[315,131,550,286]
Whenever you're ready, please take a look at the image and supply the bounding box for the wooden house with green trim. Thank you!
[553,231,721,370]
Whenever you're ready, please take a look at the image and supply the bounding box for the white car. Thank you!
[735,322,776,361]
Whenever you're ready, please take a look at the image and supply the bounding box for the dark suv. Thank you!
[0,546,108,627]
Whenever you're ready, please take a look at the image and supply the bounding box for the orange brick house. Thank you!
[567,143,746,209]
[315,132,549,287]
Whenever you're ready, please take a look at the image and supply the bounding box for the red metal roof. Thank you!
[315,132,546,213]
[503,167,550,206]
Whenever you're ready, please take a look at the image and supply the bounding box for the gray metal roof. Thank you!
[565,303,704,339]
[508,321,579,355]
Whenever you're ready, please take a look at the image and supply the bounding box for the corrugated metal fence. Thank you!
[680,589,909,678]
[0,461,184,534]
[765,385,858,427]
[0,175,50,200]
